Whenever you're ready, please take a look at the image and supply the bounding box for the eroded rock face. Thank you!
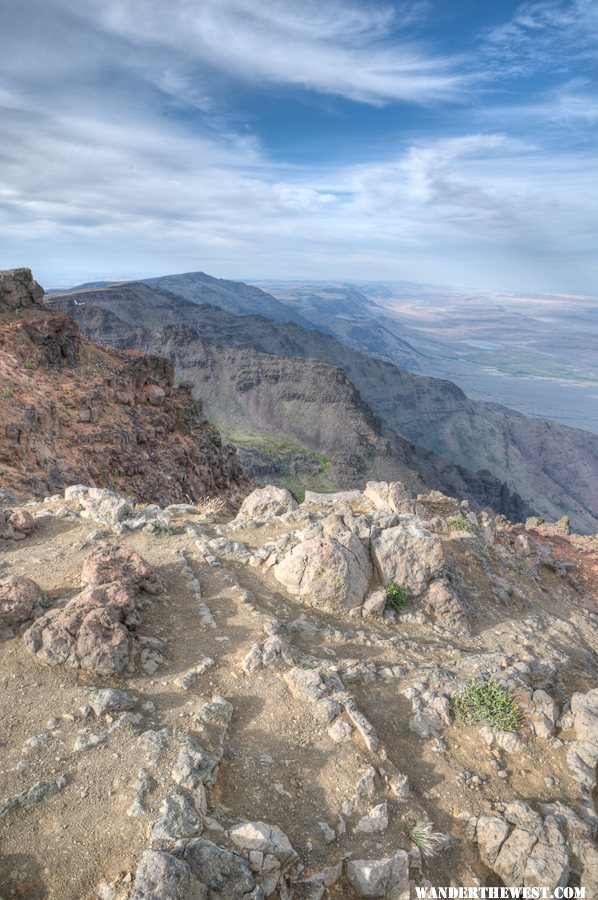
[472,802,570,891]
[0,269,250,506]
[371,520,444,596]
[273,517,371,610]
[235,485,298,522]
[0,576,45,629]
[0,269,45,312]
[567,688,598,797]
[23,545,159,674]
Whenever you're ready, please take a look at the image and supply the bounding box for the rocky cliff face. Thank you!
[50,279,598,532]
[0,270,249,505]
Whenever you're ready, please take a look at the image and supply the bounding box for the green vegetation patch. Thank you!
[446,516,471,531]
[385,582,407,611]
[452,679,522,731]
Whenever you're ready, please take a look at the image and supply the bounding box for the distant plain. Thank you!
[256,280,598,434]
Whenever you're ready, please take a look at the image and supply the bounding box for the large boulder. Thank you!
[8,509,35,536]
[234,486,298,522]
[79,488,132,527]
[0,576,45,629]
[364,482,415,515]
[370,520,444,596]
[24,545,159,674]
[81,543,161,594]
[273,517,371,610]
[0,508,36,542]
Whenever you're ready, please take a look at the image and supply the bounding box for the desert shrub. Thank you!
[2,388,14,399]
[196,495,226,516]
[407,820,447,857]
[385,582,407,611]
[452,679,521,731]
[447,516,471,531]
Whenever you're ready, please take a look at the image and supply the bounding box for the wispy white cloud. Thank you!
[480,0,598,76]
[56,0,465,105]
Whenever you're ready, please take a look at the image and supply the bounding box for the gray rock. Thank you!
[184,837,259,897]
[150,794,203,849]
[370,520,444,597]
[229,821,297,863]
[273,517,371,611]
[354,803,389,834]
[79,489,132,526]
[235,486,298,522]
[64,485,89,500]
[345,852,410,899]
[328,718,353,742]
[476,816,509,865]
[195,695,233,728]
[0,779,60,820]
[493,828,537,884]
[174,658,214,690]
[130,850,191,899]
[73,730,106,752]
[87,688,135,717]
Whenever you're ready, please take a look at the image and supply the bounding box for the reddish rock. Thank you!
[24,547,160,674]
[0,576,45,629]
[8,509,35,536]
[0,269,250,506]
[81,543,161,594]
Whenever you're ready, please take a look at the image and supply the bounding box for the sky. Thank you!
[0,0,597,292]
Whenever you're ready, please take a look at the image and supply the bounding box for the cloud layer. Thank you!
[0,0,596,291]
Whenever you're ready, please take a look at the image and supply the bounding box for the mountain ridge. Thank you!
[50,274,598,532]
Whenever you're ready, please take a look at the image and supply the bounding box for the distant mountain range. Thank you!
[49,271,598,532]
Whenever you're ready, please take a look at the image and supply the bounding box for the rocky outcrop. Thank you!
[0,270,249,505]
[0,268,45,312]
[23,543,160,674]
[472,802,570,891]
[235,485,298,522]
[273,514,372,611]
[370,522,444,596]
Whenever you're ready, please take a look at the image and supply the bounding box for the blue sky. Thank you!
[0,0,597,292]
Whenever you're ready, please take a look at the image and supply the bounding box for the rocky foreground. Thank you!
[0,482,597,898]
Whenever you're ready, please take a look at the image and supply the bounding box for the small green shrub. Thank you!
[2,388,14,399]
[452,679,522,731]
[447,516,471,531]
[154,521,176,536]
[385,582,407,611]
